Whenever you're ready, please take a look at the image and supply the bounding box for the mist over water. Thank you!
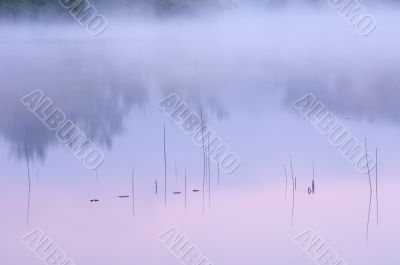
[1,2,400,265]
[1,4,400,159]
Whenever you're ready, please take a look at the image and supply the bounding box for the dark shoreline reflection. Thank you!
[1,12,400,162]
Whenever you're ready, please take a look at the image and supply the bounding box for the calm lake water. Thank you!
[1,7,400,265]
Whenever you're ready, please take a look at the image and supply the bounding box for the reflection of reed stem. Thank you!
[201,112,205,216]
[284,164,288,201]
[163,123,167,207]
[132,166,135,217]
[290,156,295,227]
[365,139,372,246]
[24,144,31,226]
[208,134,211,209]
[375,148,379,228]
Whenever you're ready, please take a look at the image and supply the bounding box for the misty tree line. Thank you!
[0,0,237,17]
[0,0,399,17]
